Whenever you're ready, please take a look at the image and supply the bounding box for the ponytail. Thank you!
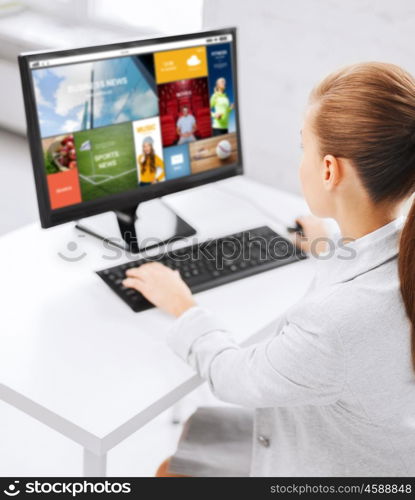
[399,199,415,370]
[310,62,415,372]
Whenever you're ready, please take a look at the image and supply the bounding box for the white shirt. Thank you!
[167,217,415,476]
[177,115,196,134]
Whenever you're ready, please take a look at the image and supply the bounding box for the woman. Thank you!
[123,62,415,476]
[138,136,165,186]
[210,77,234,135]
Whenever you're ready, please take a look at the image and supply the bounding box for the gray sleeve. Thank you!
[167,306,346,407]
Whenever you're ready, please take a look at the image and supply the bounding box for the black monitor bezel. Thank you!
[18,27,242,228]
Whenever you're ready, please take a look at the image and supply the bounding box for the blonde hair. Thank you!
[215,77,226,93]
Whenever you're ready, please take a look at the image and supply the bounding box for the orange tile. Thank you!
[155,46,207,84]
[47,169,82,209]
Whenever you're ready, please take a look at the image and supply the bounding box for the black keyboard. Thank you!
[96,226,306,312]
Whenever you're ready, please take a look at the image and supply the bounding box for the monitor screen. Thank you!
[20,29,241,226]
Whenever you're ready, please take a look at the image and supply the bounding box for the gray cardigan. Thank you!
[167,217,415,476]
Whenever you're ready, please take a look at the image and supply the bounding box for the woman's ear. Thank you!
[322,154,342,191]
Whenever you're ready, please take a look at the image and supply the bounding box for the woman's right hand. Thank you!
[289,215,330,255]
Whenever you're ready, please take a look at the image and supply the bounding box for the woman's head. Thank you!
[215,78,226,92]
[302,62,415,370]
[142,139,154,155]
[300,62,415,217]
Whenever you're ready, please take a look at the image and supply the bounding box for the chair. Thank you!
[195,107,212,138]
[160,114,177,146]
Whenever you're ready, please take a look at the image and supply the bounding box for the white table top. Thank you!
[0,176,314,449]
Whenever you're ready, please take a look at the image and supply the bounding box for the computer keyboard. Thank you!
[96,226,307,312]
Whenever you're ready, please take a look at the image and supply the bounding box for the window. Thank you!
[89,0,204,34]
[21,0,89,22]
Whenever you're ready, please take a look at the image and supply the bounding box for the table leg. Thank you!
[170,399,184,424]
[83,448,107,477]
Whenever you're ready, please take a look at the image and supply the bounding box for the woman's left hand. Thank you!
[122,262,197,317]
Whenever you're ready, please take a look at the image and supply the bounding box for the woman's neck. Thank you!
[336,200,403,240]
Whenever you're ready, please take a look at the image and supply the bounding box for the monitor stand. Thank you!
[75,198,196,254]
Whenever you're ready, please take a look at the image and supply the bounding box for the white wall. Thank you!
[203,0,415,194]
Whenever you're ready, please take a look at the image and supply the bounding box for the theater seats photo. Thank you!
[158,77,213,146]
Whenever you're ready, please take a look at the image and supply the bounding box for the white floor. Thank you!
[0,128,225,476]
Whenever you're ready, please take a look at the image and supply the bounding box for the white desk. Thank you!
[0,176,314,476]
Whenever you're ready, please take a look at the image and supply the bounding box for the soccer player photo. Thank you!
[207,43,236,135]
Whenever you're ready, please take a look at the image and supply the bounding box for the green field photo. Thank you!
[74,122,139,202]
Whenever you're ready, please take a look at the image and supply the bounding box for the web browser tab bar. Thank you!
[29,34,233,68]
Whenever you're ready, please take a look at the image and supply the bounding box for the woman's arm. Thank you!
[155,156,165,182]
[123,263,346,408]
[210,94,217,118]
[167,305,345,408]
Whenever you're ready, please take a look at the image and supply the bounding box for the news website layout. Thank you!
[31,36,238,210]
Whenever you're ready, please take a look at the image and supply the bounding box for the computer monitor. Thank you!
[19,27,242,252]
